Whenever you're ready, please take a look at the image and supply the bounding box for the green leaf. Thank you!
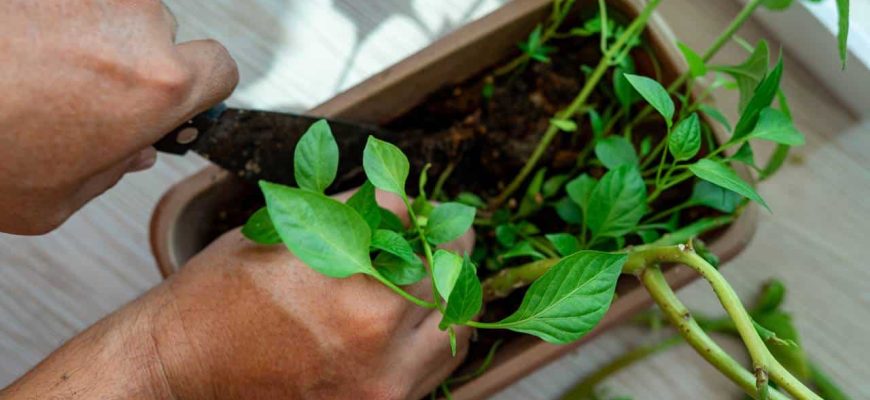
[595,137,638,169]
[551,118,578,132]
[293,120,339,193]
[639,136,652,156]
[732,142,758,169]
[456,192,486,208]
[501,241,545,261]
[260,181,374,278]
[756,312,811,380]
[715,41,769,112]
[624,74,675,125]
[586,165,648,238]
[652,215,733,246]
[565,174,597,213]
[668,113,701,161]
[589,109,604,139]
[363,136,410,196]
[373,252,425,286]
[546,233,581,257]
[426,202,476,245]
[440,255,482,328]
[378,207,405,232]
[688,159,768,211]
[489,251,626,343]
[241,207,281,245]
[747,108,805,145]
[555,197,583,225]
[433,249,463,300]
[542,174,570,198]
[346,181,381,231]
[690,180,741,213]
[677,42,707,78]
[519,24,555,62]
[495,224,518,247]
[836,0,850,69]
[699,104,732,133]
[614,68,639,109]
[732,57,784,143]
[752,279,786,315]
[371,229,416,263]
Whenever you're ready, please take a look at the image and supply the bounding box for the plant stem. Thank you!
[481,258,558,301]
[373,273,436,309]
[490,0,663,209]
[627,245,822,400]
[638,267,789,400]
[404,198,444,312]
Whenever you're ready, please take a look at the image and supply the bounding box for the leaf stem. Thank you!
[491,0,663,209]
[373,273,436,309]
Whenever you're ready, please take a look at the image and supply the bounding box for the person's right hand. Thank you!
[151,189,475,399]
[0,1,238,235]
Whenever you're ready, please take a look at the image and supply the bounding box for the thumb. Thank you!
[171,39,239,123]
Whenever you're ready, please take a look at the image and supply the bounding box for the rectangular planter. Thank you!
[150,0,758,398]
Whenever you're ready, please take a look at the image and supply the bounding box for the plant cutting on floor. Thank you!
[240,0,853,398]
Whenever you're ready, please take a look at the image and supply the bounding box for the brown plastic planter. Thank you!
[150,0,758,398]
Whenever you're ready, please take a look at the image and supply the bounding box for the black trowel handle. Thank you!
[153,103,228,155]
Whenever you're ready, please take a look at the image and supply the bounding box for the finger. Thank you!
[405,316,473,399]
[171,39,239,121]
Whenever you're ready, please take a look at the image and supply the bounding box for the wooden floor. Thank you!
[1,1,868,398]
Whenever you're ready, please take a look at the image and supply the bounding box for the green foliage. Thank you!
[487,251,626,343]
[566,174,597,213]
[371,229,417,264]
[346,181,381,231]
[373,252,426,285]
[837,0,850,69]
[363,136,410,196]
[700,104,732,132]
[241,207,281,245]
[595,137,638,169]
[623,74,674,125]
[732,57,784,143]
[440,255,483,329]
[747,108,805,145]
[668,113,701,161]
[715,40,769,112]
[689,159,768,211]
[614,68,639,108]
[293,119,339,193]
[519,24,555,62]
[677,42,707,78]
[586,166,648,238]
[546,233,581,256]
[551,118,578,132]
[433,249,463,300]
[426,202,476,245]
[260,181,375,278]
[689,180,741,213]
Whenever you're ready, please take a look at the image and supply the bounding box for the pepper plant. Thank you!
[242,0,852,398]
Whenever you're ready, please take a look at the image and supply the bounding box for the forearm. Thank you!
[0,289,180,400]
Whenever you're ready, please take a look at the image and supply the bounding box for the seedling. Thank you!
[243,0,852,398]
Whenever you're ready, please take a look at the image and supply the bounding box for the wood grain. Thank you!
[0,0,867,398]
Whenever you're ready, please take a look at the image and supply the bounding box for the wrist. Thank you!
[0,289,177,399]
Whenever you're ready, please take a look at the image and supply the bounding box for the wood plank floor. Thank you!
[1,1,867,398]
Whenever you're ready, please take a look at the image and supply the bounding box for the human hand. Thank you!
[0,1,238,234]
[151,189,475,399]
